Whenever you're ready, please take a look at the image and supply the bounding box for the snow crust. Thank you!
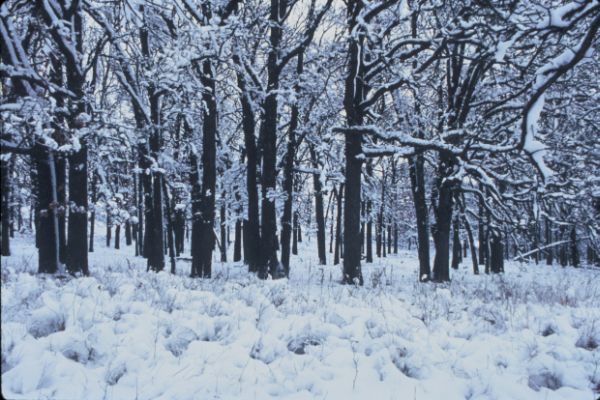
[2,235,599,400]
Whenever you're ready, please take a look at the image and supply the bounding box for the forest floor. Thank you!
[2,231,600,400]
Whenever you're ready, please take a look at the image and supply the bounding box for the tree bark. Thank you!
[163,181,176,274]
[451,213,461,270]
[114,225,120,250]
[221,201,227,263]
[135,166,143,257]
[56,156,67,264]
[292,211,299,255]
[234,219,242,262]
[490,230,504,273]
[458,197,479,274]
[189,148,203,277]
[309,144,327,266]
[1,156,10,256]
[478,194,486,266]
[570,224,579,267]
[334,184,344,265]
[106,215,112,248]
[258,0,288,279]
[409,155,431,281]
[89,171,97,253]
[431,152,454,282]
[33,145,60,274]
[545,217,553,265]
[191,59,218,278]
[234,60,260,273]
[280,52,305,274]
[342,0,365,285]
[125,220,132,246]
[387,221,392,256]
[174,208,185,256]
[63,5,89,276]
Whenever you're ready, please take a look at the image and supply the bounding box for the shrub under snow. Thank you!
[1,237,599,399]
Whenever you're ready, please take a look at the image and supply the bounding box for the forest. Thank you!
[1,0,599,399]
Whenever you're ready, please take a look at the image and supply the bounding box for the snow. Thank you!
[537,1,599,29]
[495,33,521,63]
[2,233,600,400]
[523,93,554,181]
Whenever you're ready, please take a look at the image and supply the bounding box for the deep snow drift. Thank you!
[2,234,599,400]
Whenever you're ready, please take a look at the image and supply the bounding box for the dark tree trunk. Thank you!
[382,223,386,258]
[280,53,304,274]
[174,209,185,256]
[235,61,260,273]
[309,145,327,266]
[340,0,365,285]
[136,169,144,257]
[334,184,344,265]
[149,171,165,271]
[431,152,454,282]
[377,171,386,259]
[89,171,97,253]
[140,145,152,264]
[366,202,373,263]
[8,159,16,238]
[56,156,67,264]
[297,223,302,242]
[408,11,431,282]
[33,169,40,249]
[189,149,203,277]
[387,222,392,256]
[330,204,335,254]
[559,225,568,267]
[451,213,461,270]
[409,155,431,281]
[221,201,227,263]
[163,181,176,274]
[484,232,491,274]
[570,225,579,267]
[490,231,504,273]
[234,219,242,262]
[532,219,539,264]
[190,59,218,278]
[242,219,249,264]
[61,6,88,276]
[138,19,165,273]
[459,198,479,274]
[258,0,289,280]
[1,156,10,256]
[478,194,486,266]
[393,223,398,254]
[292,211,299,255]
[106,215,112,248]
[361,203,365,256]
[33,145,60,274]
[114,225,120,250]
[545,217,553,265]
[376,209,382,258]
[125,220,132,246]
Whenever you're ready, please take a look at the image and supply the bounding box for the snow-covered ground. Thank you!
[2,232,600,400]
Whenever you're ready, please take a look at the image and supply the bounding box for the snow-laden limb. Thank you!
[522,93,553,182]
[494,32,522,63]
[519,10,600,182]
[333,125,462,155]
[293,166,321,175]
[536,1,600,29]
[83,3,152,124]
